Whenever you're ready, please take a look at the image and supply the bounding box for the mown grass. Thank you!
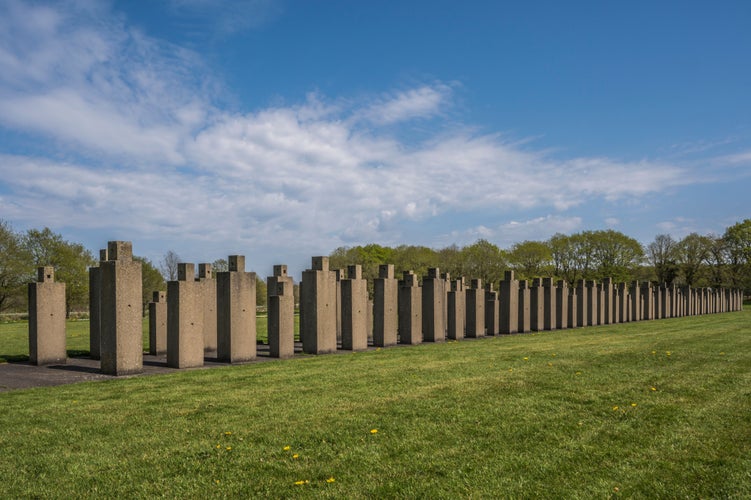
[0,310,749,497]
[0,315,299,362]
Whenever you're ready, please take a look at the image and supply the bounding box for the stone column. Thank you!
[398,271,422,345]
[612,285,621,323]
[555,280,568,330]
[640,282,653,320]
[422,268,445,342]
[465,278,485,338]
[653,285,662,319]
[543,277,557,331]
[341,265,368,350]
[518,280,531,333]
[576,280,588,327]
[499,270,518,334]
[447,278,465,340]
[334,269,344,343]
[660,284,671,319]
[567,285,578,328]
[619,283,630,322]
[630,281,641,322]
[148,291,167,355]
[100,241,143,376]
[167,263,204,369]
[530,278,544,332]
[602,278,614,325]
[28,266,66,365]
[442,272,451,338]
[268,276,295,359]
[197,263,217,353]
[300,257,337,354]
[586,280,598,326]
[88,248,107,360]
[485,283,500,336]
[373,264,398,347]
[216,255,257,362]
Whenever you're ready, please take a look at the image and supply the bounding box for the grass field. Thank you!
[1,309,749,497]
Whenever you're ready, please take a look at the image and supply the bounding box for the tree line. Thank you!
[1,219,749,315]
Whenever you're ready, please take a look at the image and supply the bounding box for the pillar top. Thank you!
[37,266,54,283]
[107,241,132,261]
[229,255,245,272]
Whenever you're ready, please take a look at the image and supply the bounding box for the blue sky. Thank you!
[0,0,749,277]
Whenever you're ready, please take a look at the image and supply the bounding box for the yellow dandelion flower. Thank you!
[294,480,306,485]
[214,479,220,484]
[551,353,556,357]
[224,431,232,436]
[720,352,725,355]
[326,477,336,483]
[376,347,381,351]
[216,444,220,449]
[226,446,232,451]
[508,368,513,372]
[651,351,656,355]
[631,403,637,407]
[548,362,553,367]
[523,357,529,360]
[650,387,657,391]
[612,406,619,411]
[283,445,291,451]
[292,454,299,459]
[575,371,582,375]
[666,351,671,356]
[370,429,378,434]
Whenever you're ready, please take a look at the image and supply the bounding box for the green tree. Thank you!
[0,220,29,312]
[23,228,95,315]
[212,258,229,272]
[676,233,712,287]
[135,256,166,315]
[723,219,751,291]
[647,234,679,284]
[507,240,552,281]
[458,239,507,286]
[587,230,644,282]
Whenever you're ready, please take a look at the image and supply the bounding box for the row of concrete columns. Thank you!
[28,245,745,374]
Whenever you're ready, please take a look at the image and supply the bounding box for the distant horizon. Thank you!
[1,1,749,278]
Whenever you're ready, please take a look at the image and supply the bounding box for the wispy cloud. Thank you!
[0,1,710,268]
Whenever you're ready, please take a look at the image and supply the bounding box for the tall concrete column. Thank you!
[217,255,257,362]
[530,278,544,332]
[567,285,578,328]
[602,278,614,325]
[586,280,598,326]
[442,272,451,338]
[660,284,671,319]
[543,277,557,331]
[267,265,295,359]
[576,280,588,327]
[422,268,445,342]
[398,271,422,345]
[499,270,519,334]
[611,285,621,323]
[465,278,485,338]
[334,269,344,343]
[168,263,204,369]
[100,241,143,376]
[88,248,107,360]
[197,263,217,352]
[28,266,66,365]
[447,278,465,340]
[640,282,654,320]
[555,280,568,330]
[485,283,499,336]
[653,285,662,319]
[518,280,531,333]
[630,281,641,322]
[300,257,337,354]
[618,283,630,322]
[148,291,167,355]
[373,264,398,347]
[341,265,368,350]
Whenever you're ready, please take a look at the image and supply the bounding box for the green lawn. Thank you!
[0,310,749,497]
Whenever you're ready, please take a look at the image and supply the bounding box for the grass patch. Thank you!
[0,311,749,497]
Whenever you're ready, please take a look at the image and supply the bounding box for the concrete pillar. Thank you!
[586,280,598,326]
[197,263,217,352]
[529,278,544,332]
[660,284,671,319]
[465,278,485,338]
[485,283,500,335]
[341,265,368,350]
[422,268,445,342]
[630,281,641,322]
[576,280,588,327]
[216,255,256,362]
[267,265,294,359]
[100,241,143,376]
[640,282,653,320]
[612,285,620,323]
[88,248,107,360]
[398,271,422,345]
[28,266,66,365]
[447,278,466,340]
[499,270,519,334]
[602,278,614,325]
[618,283,629,322]
[653,285,662,319]
[167,263,204,369]
[555,280,568,329]
[543,277,556,331]
[373,264,398,347]
[148,291,167,355]
[300,257,337,354]
[334,269,344,343]
[518,280,531,333]
[441,272,451,338]
[567,285,578,328]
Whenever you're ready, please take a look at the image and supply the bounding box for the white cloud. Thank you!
[0,1,708,270]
